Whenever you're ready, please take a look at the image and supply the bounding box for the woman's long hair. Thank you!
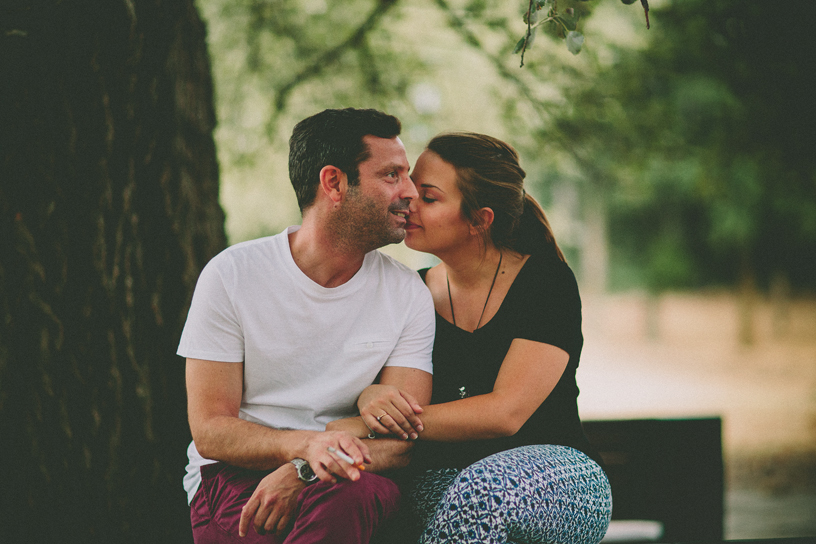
[426,132,565,262]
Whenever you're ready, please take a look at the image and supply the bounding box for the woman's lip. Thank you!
[405,221,420,229]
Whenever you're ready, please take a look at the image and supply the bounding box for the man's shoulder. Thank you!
[365,251,434,316]
[368,250,424,283]
[210,232,286,266]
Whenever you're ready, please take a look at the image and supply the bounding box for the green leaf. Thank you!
[524,8,539,25]
[513,37,526,54]
[554,15,577,31]
[566,30,584,54]
[526,28,537,48]
[621,0,637,4]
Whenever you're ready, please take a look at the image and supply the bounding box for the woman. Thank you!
[332,133,611,544]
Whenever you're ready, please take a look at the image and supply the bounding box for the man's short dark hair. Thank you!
[288,108,402,212]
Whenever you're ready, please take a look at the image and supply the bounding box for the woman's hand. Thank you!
[357,384,424,440]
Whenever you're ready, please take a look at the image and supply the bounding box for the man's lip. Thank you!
[391,209,409,222]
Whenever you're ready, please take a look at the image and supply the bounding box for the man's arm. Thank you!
[186,358,370,481]
[325,365,430,472]
[378,366,433,404]
[324,414,416,471]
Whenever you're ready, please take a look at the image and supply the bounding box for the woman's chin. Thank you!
[404,231,423,251]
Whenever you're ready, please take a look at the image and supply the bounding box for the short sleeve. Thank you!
[512,258,582,357]
[382,277,435,374]
[177,256,245,362]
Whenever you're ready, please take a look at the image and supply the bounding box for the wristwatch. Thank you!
[290,458,318,484]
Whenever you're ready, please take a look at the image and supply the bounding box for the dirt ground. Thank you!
[577,291,816,539]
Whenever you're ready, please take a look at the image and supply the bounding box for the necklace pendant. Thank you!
[458,386,468,399]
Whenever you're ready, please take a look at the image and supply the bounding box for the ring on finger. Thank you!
[376,412,388,423]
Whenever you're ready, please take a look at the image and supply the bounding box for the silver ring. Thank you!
[376,413,387,423]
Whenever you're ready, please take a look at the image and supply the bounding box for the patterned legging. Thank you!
[407,445,612,544]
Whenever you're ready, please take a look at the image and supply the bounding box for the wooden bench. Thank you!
[582,417,724,542]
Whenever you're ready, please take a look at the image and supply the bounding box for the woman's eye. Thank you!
[422,196,436,204]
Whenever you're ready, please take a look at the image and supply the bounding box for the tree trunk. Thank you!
[0,1,226,542]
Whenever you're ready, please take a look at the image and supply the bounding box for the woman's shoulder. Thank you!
[418,263,445,284]
[522,252,578,288]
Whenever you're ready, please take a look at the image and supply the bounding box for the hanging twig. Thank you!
[433,0,551,123]
[520,0,535,67]
[641,0,650,30]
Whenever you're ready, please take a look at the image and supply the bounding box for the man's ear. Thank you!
[319,165,347,205]
[469,207,495,236]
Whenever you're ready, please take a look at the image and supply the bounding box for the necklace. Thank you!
[447,252,503,330]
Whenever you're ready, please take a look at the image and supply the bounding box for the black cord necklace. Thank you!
[447,252,503,330]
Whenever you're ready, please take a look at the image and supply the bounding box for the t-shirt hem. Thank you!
[177,349,244,363]
[383,360,433,374]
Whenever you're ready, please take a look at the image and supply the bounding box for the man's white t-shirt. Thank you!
[178,226,435,503]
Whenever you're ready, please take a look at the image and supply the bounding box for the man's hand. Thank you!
[239,463,304,538]
[301,431,372,483]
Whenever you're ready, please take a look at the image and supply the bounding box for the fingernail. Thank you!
[417,425,424,431]
[410,433,418,440]
[402,433,409,440]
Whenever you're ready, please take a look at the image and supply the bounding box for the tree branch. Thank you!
[270,0,399,118]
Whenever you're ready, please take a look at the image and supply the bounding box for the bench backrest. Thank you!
[582,418,724,542]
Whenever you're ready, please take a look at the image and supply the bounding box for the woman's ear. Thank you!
[319,165,347,205]
[469,207,495,235]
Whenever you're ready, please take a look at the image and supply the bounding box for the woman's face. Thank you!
[405,150,474,255]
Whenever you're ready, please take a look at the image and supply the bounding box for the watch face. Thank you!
[298,463,316,481]
[293,459,317,483]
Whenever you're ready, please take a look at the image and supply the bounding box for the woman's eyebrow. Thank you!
[421,183,445,193]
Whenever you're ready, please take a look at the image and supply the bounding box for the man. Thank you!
[180,108,434,543]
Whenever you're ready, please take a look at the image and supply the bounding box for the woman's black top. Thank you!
[412,252,604,471]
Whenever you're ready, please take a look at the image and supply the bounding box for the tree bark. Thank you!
[0,1,226,541]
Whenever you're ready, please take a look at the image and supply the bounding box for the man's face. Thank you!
[334,135,418,251]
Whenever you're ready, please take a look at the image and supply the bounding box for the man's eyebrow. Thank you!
[377,163,409,175]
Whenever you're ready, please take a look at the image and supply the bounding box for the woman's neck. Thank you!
[442,244,504,289]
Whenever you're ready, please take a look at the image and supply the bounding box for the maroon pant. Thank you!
[190,462,400,544]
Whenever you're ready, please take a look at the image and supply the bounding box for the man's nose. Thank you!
[400,174,419,200]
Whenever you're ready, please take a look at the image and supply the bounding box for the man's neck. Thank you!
[288,223,368,288]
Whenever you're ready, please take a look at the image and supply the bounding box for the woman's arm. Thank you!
[371,338,569,441]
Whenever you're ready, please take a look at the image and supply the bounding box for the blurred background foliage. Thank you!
[198,0,815,297]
